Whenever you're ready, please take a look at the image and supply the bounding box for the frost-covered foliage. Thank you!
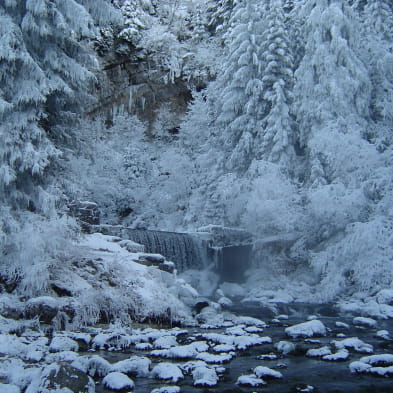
[211,0,266,171]
[0,0,119,296]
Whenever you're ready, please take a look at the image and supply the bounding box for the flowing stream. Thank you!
[92,303,393,393]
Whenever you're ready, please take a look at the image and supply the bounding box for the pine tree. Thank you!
[212,0,265,172]
[0,1,101,210]
[257,0,295,166]
[206,0,241,35]
[361,0,393,122]
[118,0,148,45]
[364,0,393,40]
[293,0,371,150]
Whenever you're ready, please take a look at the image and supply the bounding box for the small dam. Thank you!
[94,224,254,282]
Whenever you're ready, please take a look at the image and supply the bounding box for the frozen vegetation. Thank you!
[0,0,393,390]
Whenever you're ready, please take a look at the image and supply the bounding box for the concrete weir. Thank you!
[92,224,253,282]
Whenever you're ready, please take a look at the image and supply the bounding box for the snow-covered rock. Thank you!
[257,353,278,360]
[151,363,183,383]
[225,325,245,336]
[236,374,266,386]
[322,349,350,361]
[196,351,235,364]
[254,366,283,379]
[306,346,332,358]
[275,341,296,355]
[151,387,180,393]
[332,337,373,353]
[353,316,377,328]
[349,361,372,374]
[218,297,233,307]
[192,365,218,386]
[153,335,178,349]
[46,351,79,363]
[219,282,246,298]
[244,326,263,333]
[49,336,79,353]
[359,354,393,366]
[86,355,111,377]
[135,343,152,350]
[233,335,271,350]
[151,341,209,359]
[212,344,236,353]
[103,372,134,391]
[376,289,393,305]
[110,356,151,377]
[285,320,327,338]
[335,321,350,329]
[375,330,391,340]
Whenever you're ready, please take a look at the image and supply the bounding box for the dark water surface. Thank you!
[96,303,393,393]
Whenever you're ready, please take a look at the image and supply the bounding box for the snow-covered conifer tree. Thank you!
[293,0,371,153]
[118,0,148,45]
[361,0,393,123]
[364,0,393,40]
[206,0,241,35]
[257,0,295,166]
[212,0,265,172]
[0,0,117,295]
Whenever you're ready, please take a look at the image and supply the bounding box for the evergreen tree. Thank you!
[206,0,241,35]
[212,0,265,172]
[293,0,371,153]
[257,0,295,166]
[361,0,393,122]
[364,0,393,40]
[0,0,118,293]
[0,0,101,211]
[118,0,148,45]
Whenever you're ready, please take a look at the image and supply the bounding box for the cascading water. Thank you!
[123,229,211,271]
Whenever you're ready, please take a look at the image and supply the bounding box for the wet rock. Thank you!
[36,363,95,393]
[69,200,100,230]
[24,297,59,324]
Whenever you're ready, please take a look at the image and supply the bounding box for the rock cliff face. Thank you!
[89,39,193,135]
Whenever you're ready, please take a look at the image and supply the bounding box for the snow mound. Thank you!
[332,337,373,353]
[153,335,178,349]
[196,351,235,364]
[254,366,283,379]
[152,363,183,383]
[322,349,349,361]
[376,289,393,305]
[46,351,79,363]
[151,387,180,393]
[350,355,393,377]
[192,365,218,386]
[353,317,377,328]
[359,354,393,366]
[285,320,326,338]
[275,341,296,355]
[110,356,151,377]
[236,374,266,386]
[306,346,332,358]
[212,344,236,353]
[49,336,79,353]
[103,372,134,391]
[349,361,372,374]
[86,355,111,377]
[375,330,391,340]
[151,341,209,359]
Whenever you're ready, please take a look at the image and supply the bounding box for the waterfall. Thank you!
[123,229,210,271]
